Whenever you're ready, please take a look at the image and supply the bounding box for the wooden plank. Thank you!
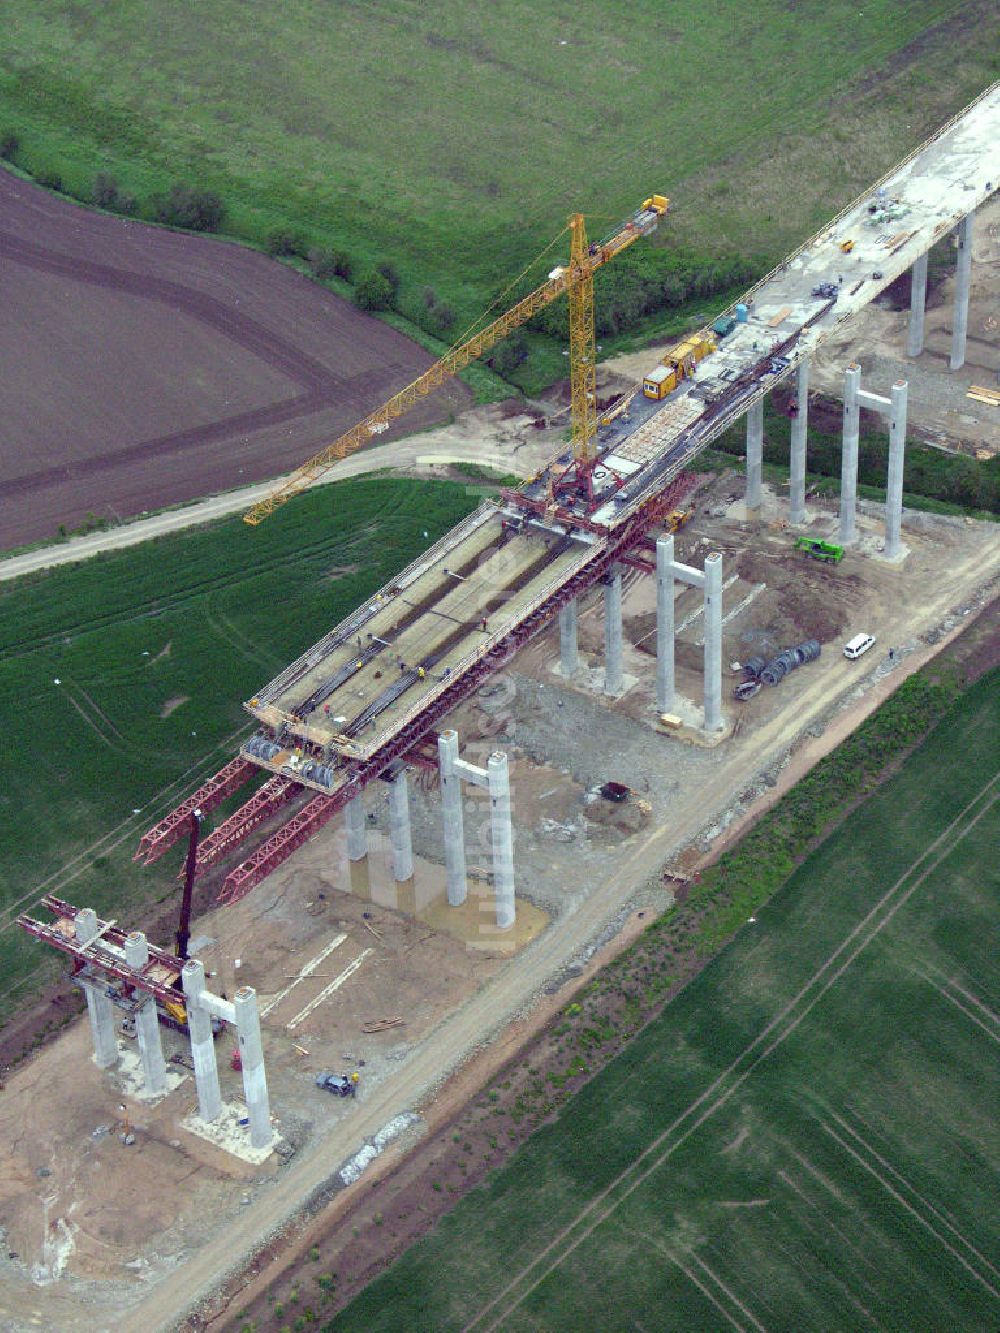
[767,306,792,328]
[968,385,1000,403]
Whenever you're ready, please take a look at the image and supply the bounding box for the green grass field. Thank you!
[332,670,1000,1331]
[2,0,996,345]
[0,476,480,1009]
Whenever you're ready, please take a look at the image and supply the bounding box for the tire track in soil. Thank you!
[467,774,999,1332]
[0,229,346,499]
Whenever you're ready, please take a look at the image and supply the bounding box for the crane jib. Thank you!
[243,195,668,525]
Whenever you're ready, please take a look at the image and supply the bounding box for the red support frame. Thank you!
[19,895,184,1005]
[133,757,258,865]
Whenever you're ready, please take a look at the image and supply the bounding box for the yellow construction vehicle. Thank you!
[244,194,669,524]
[666,507,694,533]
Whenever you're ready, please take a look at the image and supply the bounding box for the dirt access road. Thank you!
[0,400,556,582]
[0,169,469,550]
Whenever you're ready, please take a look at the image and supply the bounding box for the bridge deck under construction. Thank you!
[137,85,999,900]
[246,503,595,769]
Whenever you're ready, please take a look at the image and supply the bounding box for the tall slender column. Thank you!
[885,380,908,560]
[703,552,723,733]
[74,908,118,1069]
[558,599,579,677]
[234,987,272,1150]
[656,535,675,713]
[839,363,862,546]
[603,567,623,696]
[388,768,413,883]
[950,213,974,371]
[182,959,222,1124]
[345,793,367,862]
[438,730,467,907]
[124,931,166,1096]
[488,752,515,930]
[746,397,764,512]
[789,360,809,525]
[907,251,928,358]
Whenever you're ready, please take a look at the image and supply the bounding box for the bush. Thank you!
[307,246,353,281]
[92,172,121,209]
[488,333,529,378]
[0,130,19,162]
[430,301,456,335]
[354,269,394,311]
[36,168,63,192]
[153,183,225,232]
[265,228,307,258]
[375,260,401,293]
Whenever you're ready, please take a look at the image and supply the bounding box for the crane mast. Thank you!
[568,213,598,472]
[244,195,668,525]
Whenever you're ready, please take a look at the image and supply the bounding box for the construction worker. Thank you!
[417,665,426,680]
[350,1071,360,1098]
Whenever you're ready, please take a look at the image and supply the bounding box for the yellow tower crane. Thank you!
[243,195,669,525]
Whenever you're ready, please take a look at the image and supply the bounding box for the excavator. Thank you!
[243,195,670,525]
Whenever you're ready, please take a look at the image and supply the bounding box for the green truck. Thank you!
[794,537,844,563]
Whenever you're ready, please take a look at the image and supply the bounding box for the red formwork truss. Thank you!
[133,757,258,865]
[190,774,301,876]
[217,474,698,904]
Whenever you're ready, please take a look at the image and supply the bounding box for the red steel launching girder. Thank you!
[191,774,301,876]
[18,895,185,1005]
[218,475,698,904]
[133,757,258,865]
[216,790,346,905]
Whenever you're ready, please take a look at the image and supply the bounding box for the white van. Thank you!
[843,632,876,660]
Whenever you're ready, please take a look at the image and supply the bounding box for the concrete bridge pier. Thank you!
[789,359,809,526]
[907,251,928,358]
[842,367,910,558]
[345,793,368,862]
[488,753,515,931]
[182,959,222,1125]
[655,535,675,714]
[450,742,516,930]
[702,552,724,733]
[558,599,579,677]
[839,363,862,547]
[746,397,764,513]
[234,987,272,1151]
[885,380,909,560]
[438,730,468,907]
[124,931,166,1096]
[655,546,723,735]
[603,567,623,696]
[74,908,119,1070]
[950,213,974,370]
[388,768,413,883]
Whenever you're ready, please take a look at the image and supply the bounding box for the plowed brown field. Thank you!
[0,171,469,549]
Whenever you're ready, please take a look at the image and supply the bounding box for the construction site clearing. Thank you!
[3,86,999,1333]
[2,465,998,1332]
